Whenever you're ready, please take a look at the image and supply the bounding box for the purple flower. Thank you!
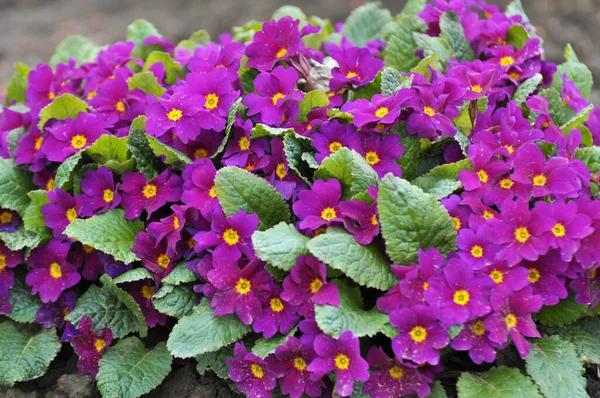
[342,91,412,133]
[123,281,168,328]
[188,42,244,73]
[357,133,404,178]
[339,198,380,245]
[363,346,432,398]
[222,117,270,169]
[562,73,588,112]
[448,60,501,100]
[88,74,146,130]
[450,319,500,364]
[26,62,79,111]
[14,127,48,172]
[329,45,384,88]
[70,245,105,281]
[570,263,600,307]
[244,66,303,127]
[441,194,471,231]
[293,179,343,231]
[120,169,182,220]
[478,261,530,301]
[265,138,305,201]
[147,205,185,257]
[227,342,277,398]
[80,166,121,216]
[35,290,76,330]
[207,258,272,324]
[307,331,369,397]
[281,256,340,317]
[145,91,205,143]
[70,316,113,378]
[253,284,299,338]
[394,248,444,309]
[456,226,498,270]
[42,113,108,162]
[521,250,569,306]
[245,17,301,71]
[131,232,179,277]
[484,286,542,358]
[311,120,361,163]
[0,209,20,232]
[390,305,450,365]
[459,146,511,193]
[266,336,324,398]
[26,239,80,303]
[0,244,23,314]
[181,158,220,217]
[42,188,83,238]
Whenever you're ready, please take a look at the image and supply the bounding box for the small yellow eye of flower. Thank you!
[528,268,541,283]
[251,363,264,379]
[310,278,323,293]
[66,208,77,223]
[167,108,183,121]
[115,101,125,112]
[223,228,239,246]
[172,216,180,230]
[34,137,44,151]
[509,71,520,80]
[239,136,251,151]
[272,92,286,105]
[346,71,359,79]
[157,254,170,269]
[204,93,219,110]
[365,151,380,165]
[46,178,55,191]
[83,245,94,254]
[94,338,106,352]
[375,107,389,118]
[389,366,404,379]
[370,215,379,226]
[86,90,97,100]
[504,145,514,154]
[471,85,483,93]
[143,184,157,198]
[490,270,504,284]
[505,313,517,328]
[335,354,350,370]
[0,255,6,270]
[515,227,530,243]
[328,141,342,154]
[141,285,154,299]
[50,262,62,279]
[422,282,429,291]
[321,207,337,221]
[209,185,217,198]
[48,92,56,100]
[0,211,13,224]
[423,106,436,117]
[194,148,209,159]
[472,320,486,336]
[410,326,427,343]
[270,298,284,313]
[453,289,470,306]
[236,278,252,295]
[276,163,287,179]
[500,178,514,189]
[103,189,114,203]
[452,217,461,230]
[533,174,547,187]
[483,210,494,219]
[293,357,307,371]
[276,48,288,59]
[552,223,566,237]
[71,134,87,149]
[500,56,515,67]
[477,170,489,183]
[470,245,484,258]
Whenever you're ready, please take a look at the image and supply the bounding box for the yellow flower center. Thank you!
[86,90,97,100]
[141,285,154,299]
[236,278,251,295]
[504,145,514,154]
[71,134,87,149]
[204,93,219,110]
[321,207,337,221]
[209,185,217,198]
[472,320,486,336]
[251,363,264,379]
[346,71,358,79]
[483,210,494,219]
[552,223,566,237]
[452,217,461,230]
[293,357,307,371]
[505,313,517,328]
[335,354,350,370]
[389,366,404,379]
[328,141,342,154]
[46,178,55,191]
[410,326,427,343]
[34,137,44,151]
[365,151,380,165]
[375,107,389,118]
[0,255,6,270]
[533,174,547,187]
[477,170,489,183]
[470,245,484,258]
[276,163,287,179]
[66,208,77,223]
[50,262,62,279]
[172,216,180,230]
[370,215,379,226]
[270,298,284,313]
[509,71,520,80]
[194,148,209,159]
[223,228,239,246]
[115,101,125,112]
[310,278,323,293]
[422,282,429,291]
[157,254,170,269]
[103,189,114,203]
[528,268,540,283]
[453,289,470,306]
[276,48,288,59]
[143,184,157,199]
[94,338,106,352]
[0,211,13,224]
[239,136,251,151]
[500,56,515,67]
[424,106,436,117]
[471,85,483,93]
[167,108,183,121]
[515,227,530,243]
[83,245,94,254]
[272,92,286,105]
[490,270,503,284]
[48,92,56,100]
[187,237,197,249]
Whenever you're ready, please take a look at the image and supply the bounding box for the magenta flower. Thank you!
[80,167,121,216]
[122,281,167,328]
[244,65,303,127]
[88,74,146,129]
[70,244,105,281]
[120,169,182,220]
[339,198,380,245]
[393,248,444,309]
[188,42,244,73]
[181,158,220,217]
[292,179,343,231]
[265,138,305,201]
[330,45,384,88]
[146,205,185,257]
[561,73,588,112]
[521,250,569,306]
[35,290,76,330]
[70,316,113,378]
[14,127,49,172]
[456,226,498,270]
[0,243,24,314]
[145,91,205,143]
[26,239,80,303]
[342,90,412,133]
[311,120,361,163]
[245,17,301,71]
[356,133,404,178]
[390,305,450,365]
[0,209,20,232]
[42,113,108,162]
[252,285,299,338]
[207,258,272,324]
[478,261,530,301]
[570,263,600,308]
[227,342,277,397]
[307,331,369,397]
[451,318,500,365]
[222,117,270,169]
[42,188,83,238]
[448,60,501,100]
[459,146,511,193]
[131,232,179,277]
[441,194,471,231]
[25,61,79,111]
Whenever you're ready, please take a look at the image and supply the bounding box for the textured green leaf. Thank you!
[112,268,154,284]
[64,209,145,264]
[401,0,427,15]
[252,222,310,271]
[7,269,42,323]
[513,73,543,104]
[352,72,382,100]
[212,98,244,159]
[0,158,34,215]
[552,61,594,100]
[127,72,166,97]
[272,5,307,22]
[525,336,588,398]
[414,33,454,68]
[97,337,172,398]
[49,35,101,67]
[380,67,403,96]
[315,279,388,338]
[342,2,392,47]
[298,90,329,122]
[0,225,41,251]
[560,104,595,136]
[440,12,474,61]
[22,190,51,241]
[455,97,489,136]
[162,262,198,285]
[535,295,587,326]
[7,127,27,155]
[302,152,320,169]
[565,44,580,62]
[384,15,427,72]
[128,19,162,60]
[146,135,192,169]
[457,366,541,398]
[214,166,290,229]
[0,322,61,387]
[53,152,83,190]
[548,321,600,364]
[196,344,235,379]
[38,93,89,130]
[378,174,456,265]
[506,24,529,49]
[307,228,396,290]
[410,53,441,81]
[412,159,472,199]
[144,51,184,85]
[175,30,211,52]
[86,134,135,174]
[537,87,573,126]
[283,133,313,185]
[4,62,30,105]
[252,327,298,359]
[152,284,197,319]
[167,299,251,358]
[66,274,147,338]
[575,146,600,174]
[251,124,295,140]
[393,125,443,181]
[127,115,159,180]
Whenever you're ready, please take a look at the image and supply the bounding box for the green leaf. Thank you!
[214,166,290,229]
[146,135,192,169]
[212,98,244,159]
[54,152,83,190]
[127,72,166,97]
[315,279,389,338]
[378,174,456,265]
[401,0,427,15]
[457,366,541,398]
[64,209,145,264]
[352,72,382,100]
[0,158,34,215]
[7,127,27,155]
[413,33,454,68]
[112,268,154,284]
[196,344,235,379]
[560,104,595,136]
[7,269,42,323]
[251,124,295,140]
[0,225,41,251]
[127,116,159,179]
[380,67,403,96]
[38,93,89,130]
[412,159,472,199]
[127,19,162,60]
[393,125,443,181]
[283,133,313,185]
[575,146,600,174]
[535,295,587,327]
[167,299,251,358]
[0,322,61,387]
[537,87,573,126]
[525,336,588,398]
[565,44,580,62]
[454,97,489,136]
[297,90,330,122]
[307,228,397,290]
[144,51,183,85]
[175,30,211,52]
[272,5,307,22]
[506,24,530,49]
[513,73,543,104]
[302,152,320,169]
[383,15,427,72]
[440,12,474,61]
[4,62,30,105]
[552,61,594,100]
[505,0,540,42]
[86,134,135,174]
[162,262,198,285]
[49,35,101,67]
[252,327,298,359]
[97,337,172,398]
[252,222,310,271]
[429,381,448,398]
[410,53,441,80]
[66,274,147,338]
[152,284,197,319]
[548,321,600,364]
[314,147,378,200]
[342,2,392,47]
[22,190,51,242]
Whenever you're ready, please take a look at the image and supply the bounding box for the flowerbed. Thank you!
[1,0,600,396]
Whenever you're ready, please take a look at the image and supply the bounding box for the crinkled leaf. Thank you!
[113,268,153,284]
[412,159,472,199]
[22,190,51,242]
[128,19,162,61]
[162,262,198,285]
[401,0,427,15]
[565,44,580,63]
[297,90,329,122]
[64,209,145,264]
[252,327,298,359]
[283,133,313,185]
[513,73,543,104]
[252,222,310,271]
[307,228,396,290]
[167,299,251,358]
[537,87,573,126]
[457,366,541,398]
[7,269,42,323]
[440,12,474,61]
[196,344,235,379]
[86,134,135,174]
[352,71,382,101]
[127,115,159,180]
[378,174,457,265]
[505,0,540,42]
[548,320,600,364]
[393,126,443,181]
[54,152,83,190]
[49,35,101,67]
[127,71,166,97]
[7,127,27,155]
[212,98,244,159]
[506,24,530,49]
[560,104,595,136]
[410,53,441,81]
[251,124,295,140]
[0,322,61,387]
[525,336,588,398]
[575,146,600,174]
[342,2,392,47]
[152,284,197,319]
[429,381,448,398]
[146,135,192,169]
[413,33,454,68]
[0,225,41,251]
[384,15,428,72]
[302,152,320,169]
[214,166,291,229]
[0,158,35,215]
[4,62,30,105]
[97,337,172,398]
[143,51,184,85]
[535,295,587,327]
[272,5,307,22]
[38,93,89,130]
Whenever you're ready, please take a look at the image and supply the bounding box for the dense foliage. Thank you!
[1,0,600,397]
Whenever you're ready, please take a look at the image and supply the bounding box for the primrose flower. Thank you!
[292,179,343,231]
[146,205,185,257]
[448,60,501,100]
[245,17,302,71]
[42,188,83,238]
[14,127,49,172]
[222,117,270,169]
[265,138,304,201]
[25,61,79,111]
[181,158,220,217]
[456,226,498,270]
[396,248,444,308]
[0,243,24,313]
[80,167,121,216]
[70,244,105,281]
[145,91,205,143]
[478,261,530,301]
[131,232,179,277]
[42,113,108,162]
[120,168,182,220]
[356,133,404,178]
[0,209,20,232]
[521,250,569,306]
[561,73,588,112]
[88,74,146,130]
[227,342,277,397]
[253,285,299,338]
[35,290,77,330]
[339,198,380,245]
[307,331,370,397]
[450,319,500,365]
[342,91,412,133]
[70,316,113,378]
[311,120,361,163]
[188,42,244,73]
[329,45,384,88]
[122,281,167,328]
[26,239,80,303]
[459,145,511,193]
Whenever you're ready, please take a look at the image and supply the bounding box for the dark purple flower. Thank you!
[131,232,179,277]
[393,248,444,310]
[253,284,299,338]
[265,138,305,201]
[342,90,412,133]
[188,42,244,73]
[80,166,121,216]
[0,209,20,232]
[245,17,301,71]
[147,205,185,257]
[181,158,220,217]
[120,168,182,220]
[570,263,600,307]
[311,120,361,163]
[0,243,23,314]
[222,117,270,169]
[451,319,500,364]
[42,113,108,162]
[339,198,380,245]
[145,91,205,143]
[42,188,83,238]
[70,316,113,378]
[35,290,76,329]
[293,179,343,231]
[70,245,105,281]
[88,74,146,130]
[227,342,277,398]
[329,45,384,88]
[123,281,168,328]
[356,133,404,178]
